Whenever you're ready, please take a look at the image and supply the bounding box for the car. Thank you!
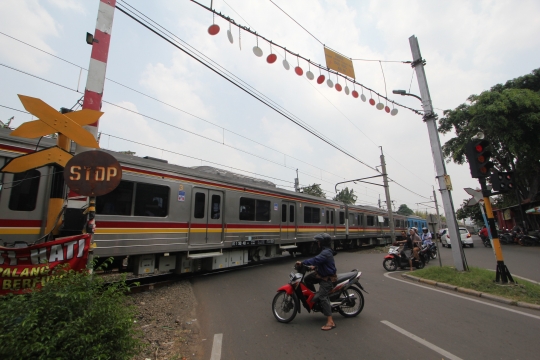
[440,228,474,248]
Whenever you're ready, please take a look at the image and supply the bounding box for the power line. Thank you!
[115,4,379,172]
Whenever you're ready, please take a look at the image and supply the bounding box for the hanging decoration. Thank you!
[306,62,314,80]
[227,22,233,43]
[294,57,303,76]
[199,2,424,117]
[283,49,290,70]
[267,43,277,64]
[253,36,263,57]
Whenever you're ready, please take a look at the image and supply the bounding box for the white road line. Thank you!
[381,320,463,360]
[210,333,223,360]
[383,272,540,320]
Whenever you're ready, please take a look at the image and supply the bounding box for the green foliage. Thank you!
[456,199,484,224]
[438,68,540,201]
[0,261,143,360]
[397,204,414,216]
[332,187,357,204]
[413,210,428,219]
[413,266,540,304]
[300,183,326,199]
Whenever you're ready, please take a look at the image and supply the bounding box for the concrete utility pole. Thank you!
[380,148,396,243]
[409,35,467,271]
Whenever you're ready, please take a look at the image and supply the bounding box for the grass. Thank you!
[411,266,540,305]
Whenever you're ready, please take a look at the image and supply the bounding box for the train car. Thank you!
[0,128,406,274]
[407,215,428,232]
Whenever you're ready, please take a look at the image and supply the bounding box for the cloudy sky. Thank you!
[1,0,539,216]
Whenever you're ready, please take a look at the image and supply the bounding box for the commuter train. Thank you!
[0,128,409,274]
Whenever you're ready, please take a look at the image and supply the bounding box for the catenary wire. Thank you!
[0,31,348,182]
[0,61,430,202]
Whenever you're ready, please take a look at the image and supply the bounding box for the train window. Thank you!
[367,216,374,226]
[281,204,287,222]
[330,211,334,224]
[303,206,320,224]
[384,217,389,226]
[210,195,221,219]
[134,183,169,217]
[326,210,329,224]
[8,170,40,211]
[193,192,206,219]
[339,211,345,225]
[358,214,364,226]
[349,214,355,226]
[96,180,134,216]
[289,205,295,223]
[255,199,271,221]
[414,221,418,228]
[239,198,255,220]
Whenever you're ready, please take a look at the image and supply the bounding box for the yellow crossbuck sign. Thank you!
[0,95,103,173]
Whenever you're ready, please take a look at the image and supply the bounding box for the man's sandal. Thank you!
[321,324,336,331]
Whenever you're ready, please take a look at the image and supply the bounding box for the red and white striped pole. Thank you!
[74,0,116,268]
[79,0,116,142]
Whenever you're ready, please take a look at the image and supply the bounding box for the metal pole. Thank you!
[479,178,514,283]
[380,148,395,243]
[409,35,467,271]
[478,202,496,256]
[432,187,442,267]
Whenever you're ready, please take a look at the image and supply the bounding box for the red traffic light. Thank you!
[475,144,484,152]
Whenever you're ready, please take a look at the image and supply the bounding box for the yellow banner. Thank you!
[324,47,355,79]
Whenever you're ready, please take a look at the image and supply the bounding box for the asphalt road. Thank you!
[193,237,540,359]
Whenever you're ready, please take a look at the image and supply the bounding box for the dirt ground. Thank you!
[127,281,203,360]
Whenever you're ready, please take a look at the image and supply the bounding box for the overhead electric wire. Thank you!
[0,30,348,182]
[0,59,430,202]
[115,4,378,173]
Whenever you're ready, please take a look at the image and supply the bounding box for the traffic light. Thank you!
[490,171,515,193]
[465,139,493,178]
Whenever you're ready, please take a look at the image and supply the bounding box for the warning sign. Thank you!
[324,47,355,79]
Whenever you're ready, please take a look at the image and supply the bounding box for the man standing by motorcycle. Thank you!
[296,233,337,331]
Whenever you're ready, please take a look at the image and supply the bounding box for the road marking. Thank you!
[381,320,463,360]
[384,272,540,320]
[210,333,223,360]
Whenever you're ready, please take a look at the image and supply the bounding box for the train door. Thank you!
[280,201,296,240]
[190,188,224,245]
[325,208,335,235]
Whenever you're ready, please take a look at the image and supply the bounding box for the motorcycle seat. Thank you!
[334,270,358,284]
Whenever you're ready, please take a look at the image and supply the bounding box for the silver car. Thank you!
[440,228,474,248]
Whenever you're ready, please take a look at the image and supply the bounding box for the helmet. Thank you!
[314,233,332,248]
[422,227,428,232]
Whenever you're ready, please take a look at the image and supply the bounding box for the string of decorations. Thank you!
[192,0,423,116]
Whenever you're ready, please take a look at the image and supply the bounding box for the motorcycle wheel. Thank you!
[383,258,398,272]
[416,259,425,270]
[338,286,364,318]
[272,291,298,323]
[430,249,437,259]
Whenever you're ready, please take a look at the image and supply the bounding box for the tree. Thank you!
[438,68,540,202]
[397,204,414,216]
[300,183,326,198]
[332,187,357,204]
[456,199,484,225]
[414,210,428,219]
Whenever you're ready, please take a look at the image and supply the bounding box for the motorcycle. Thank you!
[480,234,492,247]
[383,245,426,271]
[424,242,438,260]
[272,264,366,323]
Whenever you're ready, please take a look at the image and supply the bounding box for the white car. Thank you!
[440,228,474,248]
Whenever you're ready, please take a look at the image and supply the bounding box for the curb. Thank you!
[400,273,539,310]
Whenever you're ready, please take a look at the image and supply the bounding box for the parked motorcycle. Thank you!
[382,246,426,271]
[272,264,366,323]
[480,234,492,247]
[517,233,539,246]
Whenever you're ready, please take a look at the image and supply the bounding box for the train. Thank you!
[0,127,414,274]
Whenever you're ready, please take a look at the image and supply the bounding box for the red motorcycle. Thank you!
[272,264,366,323]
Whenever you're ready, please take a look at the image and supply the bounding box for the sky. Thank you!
[1,0,539,218]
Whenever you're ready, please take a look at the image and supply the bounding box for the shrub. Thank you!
[0,261,143,360]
